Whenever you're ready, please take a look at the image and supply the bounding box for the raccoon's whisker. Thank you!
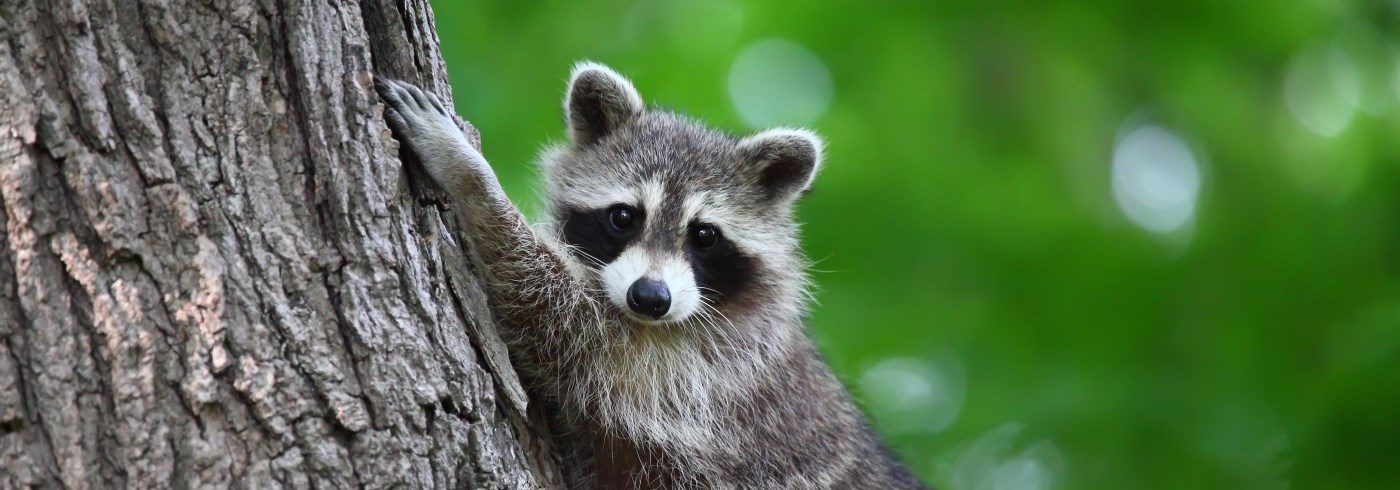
[693,302,740,351]
[564,245,609,270]
[700,301,736,333]
[685,290,740,344]
[685,287,728,308]
[688,309,724,355]
[690,290,716,305]
[695,286,729,300]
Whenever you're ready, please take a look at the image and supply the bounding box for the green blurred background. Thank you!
[429,1,1400,488]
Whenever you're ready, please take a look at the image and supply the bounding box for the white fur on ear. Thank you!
[737,127,825,202]
[564,61,645,146]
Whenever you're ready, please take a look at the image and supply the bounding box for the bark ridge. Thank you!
[0,0,557,487]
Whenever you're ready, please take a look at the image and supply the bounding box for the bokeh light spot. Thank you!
[1284,41,1360,137]
[727,39,833,128]
[1111,124,1202,235]
[992,457,1052,490]
[944,423,1064,490]
[1393,53,1400,102]
[858,354,965,434]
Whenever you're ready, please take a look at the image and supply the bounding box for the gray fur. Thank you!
[377,63,926,489]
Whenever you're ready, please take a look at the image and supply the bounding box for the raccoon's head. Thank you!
[540,62,822,329]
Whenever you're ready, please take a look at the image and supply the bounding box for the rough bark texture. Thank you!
[0,0,560,488]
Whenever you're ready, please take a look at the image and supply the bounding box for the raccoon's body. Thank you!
[378,63,926,489]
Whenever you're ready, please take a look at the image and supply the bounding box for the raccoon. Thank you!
[377,62,927,489]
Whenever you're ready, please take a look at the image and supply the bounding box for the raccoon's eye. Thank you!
[692,225,719,248]
[608,205,637,231]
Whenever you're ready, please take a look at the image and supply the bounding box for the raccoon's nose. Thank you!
[626,279,671,319]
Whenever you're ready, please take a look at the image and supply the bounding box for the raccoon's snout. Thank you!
[626,279,671,319]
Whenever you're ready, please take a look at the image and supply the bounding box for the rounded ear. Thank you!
[737,128,824,203]
[565,61,645,146]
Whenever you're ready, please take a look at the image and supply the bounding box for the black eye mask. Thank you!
[560,204,645,266]
[687,223,756,304]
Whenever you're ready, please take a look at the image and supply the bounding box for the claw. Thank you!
[373,76,454,119]
[393,82,417,110]
[382,106,408,133]
[375,80,406,114]
[406,83,435,111]
[377,78,413,110]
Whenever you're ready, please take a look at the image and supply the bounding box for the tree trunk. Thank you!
[0,0,560,488]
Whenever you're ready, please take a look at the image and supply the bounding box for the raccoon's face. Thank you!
[541,62,822,326]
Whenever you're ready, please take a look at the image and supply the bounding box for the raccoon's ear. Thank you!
[737,128,824,203]
[565,61,644,146]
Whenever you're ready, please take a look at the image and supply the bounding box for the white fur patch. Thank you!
[656,257,699,323]
[639,179,665,215]
[688,194,789,266]
[561,184,637,211]
[598,247,701,324]
[601,247,649,309]
[553,178,668,216]
[679,191,711,224]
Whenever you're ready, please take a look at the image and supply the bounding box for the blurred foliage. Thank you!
[430,1,1400,488]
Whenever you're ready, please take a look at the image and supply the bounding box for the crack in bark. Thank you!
[0,145,65,488]
[2,1,561,487]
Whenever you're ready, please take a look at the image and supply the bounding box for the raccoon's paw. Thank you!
[375,78,479,176]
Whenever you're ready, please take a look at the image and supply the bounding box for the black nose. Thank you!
[626,279,671,319]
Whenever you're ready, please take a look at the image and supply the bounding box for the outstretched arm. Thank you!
[376,78,599,378]
[376,78,513,253]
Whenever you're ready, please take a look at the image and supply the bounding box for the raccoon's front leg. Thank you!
[376,78,507,219]
[376,78,598,375]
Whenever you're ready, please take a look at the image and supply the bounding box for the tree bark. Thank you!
[0,0,560,488]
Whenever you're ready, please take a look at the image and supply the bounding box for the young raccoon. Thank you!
[378,63,926,489]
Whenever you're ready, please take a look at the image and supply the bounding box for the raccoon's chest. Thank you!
[577,426,689,489]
